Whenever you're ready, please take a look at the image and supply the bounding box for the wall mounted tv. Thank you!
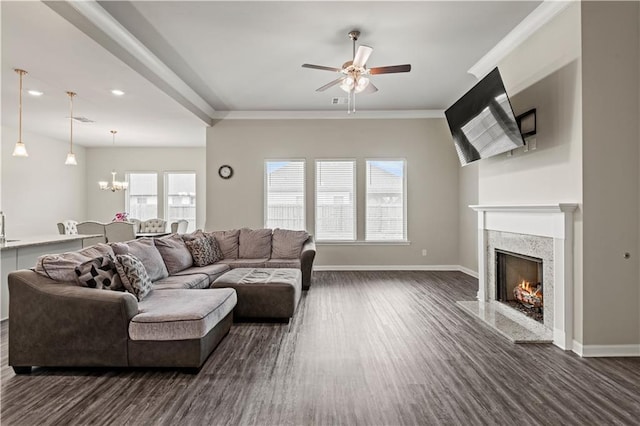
[445,67,525,166]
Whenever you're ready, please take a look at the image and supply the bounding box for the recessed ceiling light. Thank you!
[111,89,125,96]
[27,90,43,96]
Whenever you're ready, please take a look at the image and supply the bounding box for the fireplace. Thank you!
[495,249,543,323]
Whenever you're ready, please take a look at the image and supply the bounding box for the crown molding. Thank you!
[211,110,444,120]
[468,0,573,79]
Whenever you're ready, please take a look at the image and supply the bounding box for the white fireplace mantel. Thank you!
[470,203,578,351]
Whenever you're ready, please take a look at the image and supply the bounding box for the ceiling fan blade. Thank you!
[369,64,412,75]
[361,81,379,94]
[302,64,342,72]
[316,77,345,92]
[353,45,373,68]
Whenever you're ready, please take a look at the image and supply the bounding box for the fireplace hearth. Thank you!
[496,249,543,323]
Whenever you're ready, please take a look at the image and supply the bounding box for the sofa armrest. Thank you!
[300,236,316,290]
[8,270,138,368]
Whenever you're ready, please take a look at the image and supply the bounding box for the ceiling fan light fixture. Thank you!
[354,76,370,93]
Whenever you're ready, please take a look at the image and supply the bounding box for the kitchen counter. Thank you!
[0,234,100,251]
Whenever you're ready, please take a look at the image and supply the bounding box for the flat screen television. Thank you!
[445,67,525,166]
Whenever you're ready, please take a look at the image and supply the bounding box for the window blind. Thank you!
[264,160,305,230]
[366,160,406,241]
[165,172,196,232]
[315,160,356,241]
[126,173,158,220]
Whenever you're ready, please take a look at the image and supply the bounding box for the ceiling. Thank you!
[1,1,541,147]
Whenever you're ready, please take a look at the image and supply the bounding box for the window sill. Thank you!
[316,240,411,246]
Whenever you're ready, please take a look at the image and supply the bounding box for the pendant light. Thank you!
[12,69,28,157]
[98,131,129,191]
[65,91,77,165]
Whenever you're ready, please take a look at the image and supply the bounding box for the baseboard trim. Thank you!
[572,341,640,357]
[457,266,479,278]
[314,265,479,277]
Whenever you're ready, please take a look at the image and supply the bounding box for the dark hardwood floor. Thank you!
[1,271,639,425]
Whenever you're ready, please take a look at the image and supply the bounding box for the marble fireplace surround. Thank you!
[471,204,578,350]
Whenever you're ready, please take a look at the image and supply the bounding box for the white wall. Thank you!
[1,126,87,237]
[85,147,206,228]
[206,118,461,267]
[581,1,639,347]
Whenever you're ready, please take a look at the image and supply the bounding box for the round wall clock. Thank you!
[218,165,233,179]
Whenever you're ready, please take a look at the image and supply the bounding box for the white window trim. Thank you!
[364,158,408,242]
[125,171,158,218]
[163,171,197,229]
[263,159,306,230]
[314,158,357,242]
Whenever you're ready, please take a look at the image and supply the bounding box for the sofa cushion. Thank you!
[181,229,205,241]
[265,258,301,269]
[154,233,193,274]
[174,263,231,284]
[152,274,209,290]
[126,237,169,282]
[115,254,153,301]
[271,229,309,259]
[110,242,130,255]
[74,255,124,290]
[239,228,272,259]
[210,229,240,259]
[35,243,115,282]
[129,288,237,341]
[218,258,268,269]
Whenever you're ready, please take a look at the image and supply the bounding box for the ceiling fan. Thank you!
[302,30,411,113]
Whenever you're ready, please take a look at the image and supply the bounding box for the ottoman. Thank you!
[211,268,301,321]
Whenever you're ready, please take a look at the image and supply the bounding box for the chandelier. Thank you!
[98,130,128,192]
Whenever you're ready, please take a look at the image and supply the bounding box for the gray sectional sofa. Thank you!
[8,228,316,373]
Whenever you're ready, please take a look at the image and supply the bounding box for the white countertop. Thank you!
[0,234,101,251]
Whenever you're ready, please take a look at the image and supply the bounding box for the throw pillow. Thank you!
[110,242,130,256]
[238,228,272,259]
[114,254,153,301]
[271,228,310,259]
[210,229,240,259]
[181,229,205,241]
[35,243,116,282]
[74,255,123,290]
[125,237,169,282]
[154,233,193,274]
[185,236,221,267]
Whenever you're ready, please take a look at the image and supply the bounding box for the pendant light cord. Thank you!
[67,92,76,154]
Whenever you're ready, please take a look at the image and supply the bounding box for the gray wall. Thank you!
[458,162,478,273]
[1,126,87,237]
[85,147,206,228]
[581,1,639,346]
[206,118,460,267]
[479,3,585,341]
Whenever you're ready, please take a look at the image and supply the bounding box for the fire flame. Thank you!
[518,280,543,299]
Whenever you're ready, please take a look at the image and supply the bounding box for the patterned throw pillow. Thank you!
[114,254,153,301]
[207,235,224,263]
[185,236,222,267]
[74,255,123,290]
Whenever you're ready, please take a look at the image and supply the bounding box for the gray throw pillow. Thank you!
[238,228,272,259]
[125,237,168,282]
[154,233,193,274]
[115,254,153,301]
[181,229,205,241]
[74,255,123,290]
[271,229,310,259]
[35,243,116,282]
[210,229,240,259]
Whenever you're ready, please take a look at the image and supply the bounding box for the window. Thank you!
[126,173,158,220]
[315,160,356,241]
[264,160,305,230]
[366,160,406,241]
[165,172,196,232]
